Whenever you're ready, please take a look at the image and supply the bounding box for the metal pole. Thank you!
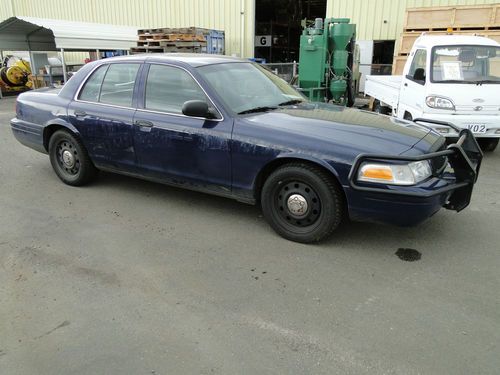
[293,60,297,77]
[60,48,67,83]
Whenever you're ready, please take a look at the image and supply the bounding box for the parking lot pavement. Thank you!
[1,95,499,375]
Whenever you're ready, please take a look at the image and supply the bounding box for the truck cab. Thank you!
[365,35,500,151]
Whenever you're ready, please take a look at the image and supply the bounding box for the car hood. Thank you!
[238,103,432,156]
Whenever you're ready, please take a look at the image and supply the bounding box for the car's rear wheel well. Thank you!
[403,111,413,121]
[254,158,347,209]
[43,125,72,151]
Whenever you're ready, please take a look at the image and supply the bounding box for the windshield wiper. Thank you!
[237,106,277,115]
[473,79,500,84]
[277,99,305,106]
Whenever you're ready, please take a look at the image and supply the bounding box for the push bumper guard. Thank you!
[348,119,483,212]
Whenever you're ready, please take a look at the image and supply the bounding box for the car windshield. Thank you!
[197,62,306,114]
[431,45,500,83]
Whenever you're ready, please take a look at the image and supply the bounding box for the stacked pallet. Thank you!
[131,27,208,54]
[393,4,500,74]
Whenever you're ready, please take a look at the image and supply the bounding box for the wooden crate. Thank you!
[404,4,500,31]
[399,30,500,54]
[391,56,408,75]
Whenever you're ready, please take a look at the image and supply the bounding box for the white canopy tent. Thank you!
[0,16,138,81]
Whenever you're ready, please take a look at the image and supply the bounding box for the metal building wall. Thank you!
[327,0,499,41]
[0,0,255,57]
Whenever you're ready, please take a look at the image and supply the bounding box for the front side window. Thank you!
[407,49,427,83]
[431,45,500,83]
[145,64,209,114]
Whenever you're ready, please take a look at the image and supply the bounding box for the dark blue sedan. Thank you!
[11,54,482,242]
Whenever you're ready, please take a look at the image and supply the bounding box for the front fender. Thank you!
[275,152,342,180]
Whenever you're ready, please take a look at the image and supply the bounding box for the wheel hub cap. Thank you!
[287,194,308,216]
[62,150,75,167]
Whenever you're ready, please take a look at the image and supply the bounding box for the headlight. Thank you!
[358,160,432,185]
[425,96,455,110]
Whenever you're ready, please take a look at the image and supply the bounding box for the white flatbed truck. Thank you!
[365,34,500,151]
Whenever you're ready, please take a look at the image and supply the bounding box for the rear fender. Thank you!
[42,119,81,151]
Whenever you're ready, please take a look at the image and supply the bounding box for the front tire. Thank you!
[261,163,343,243]
[477,138,499,152]
[49,130,97,186]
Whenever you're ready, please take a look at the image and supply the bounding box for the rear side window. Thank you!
[100,64,140,107]
[79,65,108,102]
[79,63,140,107]
[145,64,208,114]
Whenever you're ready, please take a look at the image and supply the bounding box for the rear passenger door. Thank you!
[68,62,141,170]
[133,63,233,194]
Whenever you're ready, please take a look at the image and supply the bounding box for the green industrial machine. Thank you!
[298,18,359,106]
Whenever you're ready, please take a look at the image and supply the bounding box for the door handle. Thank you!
[74,110,87,117]
[135,120,154,128]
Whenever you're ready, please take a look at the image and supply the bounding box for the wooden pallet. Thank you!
[138,40,205,47]
[138,33,206,42]
[138,27,211,35]
[131,46,203,54]
[404,4,500,32]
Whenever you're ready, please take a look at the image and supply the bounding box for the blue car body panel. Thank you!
[11,54,456,226]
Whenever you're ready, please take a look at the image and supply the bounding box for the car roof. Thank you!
[413,34,500,49]
[95,53,247,67]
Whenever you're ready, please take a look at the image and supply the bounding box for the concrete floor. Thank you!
[1,96,499,375]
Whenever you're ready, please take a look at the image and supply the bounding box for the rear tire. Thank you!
[477,138,499,152]
[261,163,343,243]
[49,130,97,186]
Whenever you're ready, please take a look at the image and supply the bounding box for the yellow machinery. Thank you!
[0,56,32,93]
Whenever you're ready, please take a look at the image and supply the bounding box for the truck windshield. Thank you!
[431,45,500,84]
[197,62,305,114]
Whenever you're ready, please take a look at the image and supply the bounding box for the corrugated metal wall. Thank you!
[0,0,255,57]
[1,0,497,60]
[327,0,499,41]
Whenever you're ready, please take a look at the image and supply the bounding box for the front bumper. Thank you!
[346,128,482,225]
[416,113,500,138]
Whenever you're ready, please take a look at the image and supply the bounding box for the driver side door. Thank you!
[398,49,427,119]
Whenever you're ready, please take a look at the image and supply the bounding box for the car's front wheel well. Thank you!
[254,158,347,208]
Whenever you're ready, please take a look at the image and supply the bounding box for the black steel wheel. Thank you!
[261,163,343,243]
[49,130,97,186]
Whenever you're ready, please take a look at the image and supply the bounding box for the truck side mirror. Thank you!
[413,68,425,82]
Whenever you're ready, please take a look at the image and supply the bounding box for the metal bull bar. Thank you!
[348,119,483,212]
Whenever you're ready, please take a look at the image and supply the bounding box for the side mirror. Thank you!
[182,100,211,118]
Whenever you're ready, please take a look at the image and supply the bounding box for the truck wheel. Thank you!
[373,100,389,115]
[477,138,499,152]
[49,130,97,186]
[261,163,343,243]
